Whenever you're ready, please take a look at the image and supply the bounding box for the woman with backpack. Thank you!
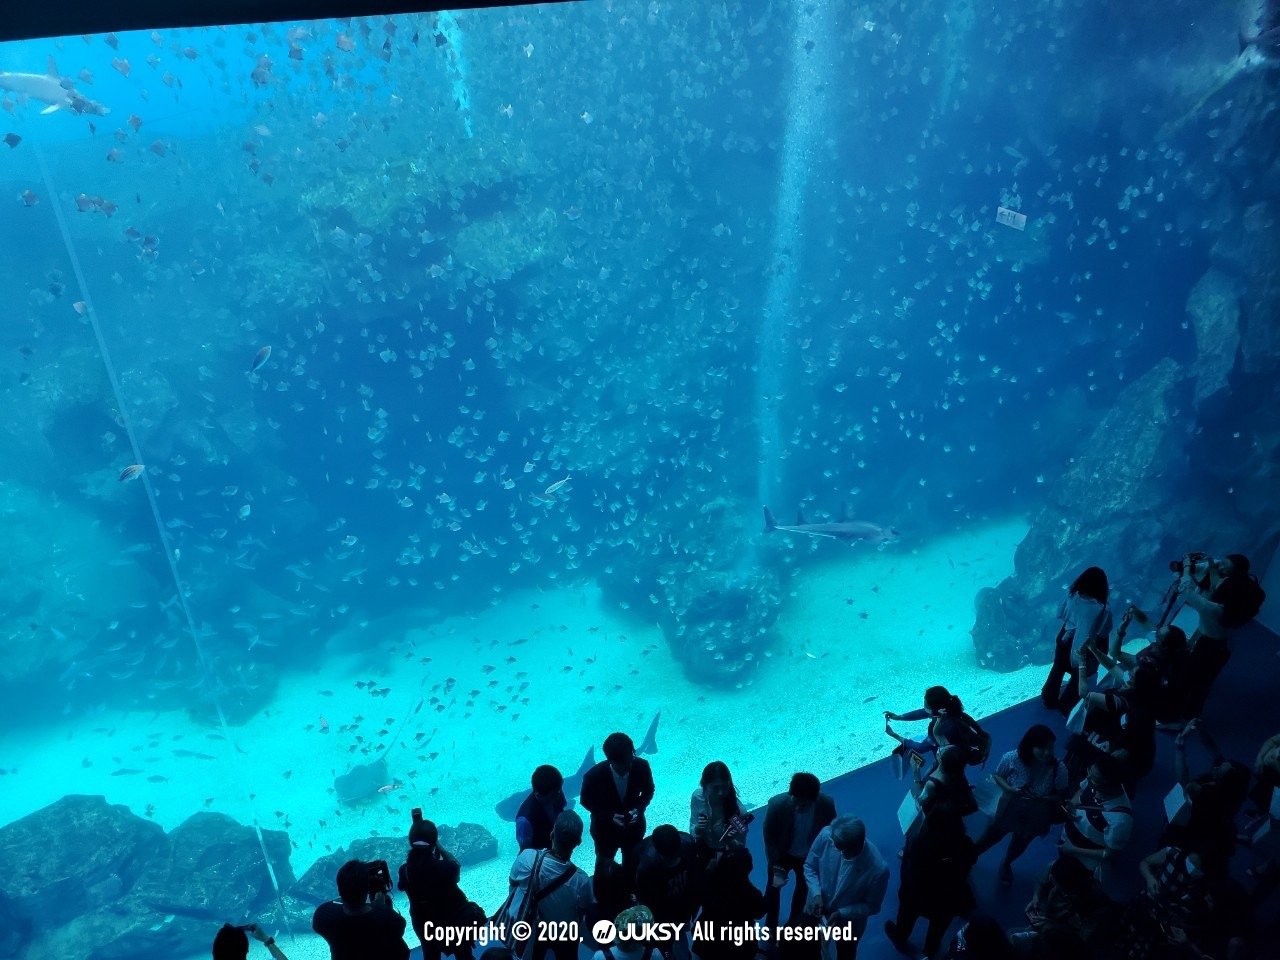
[1041,567,1114,715]
[885,686,987,777]
[973,725,1071,888]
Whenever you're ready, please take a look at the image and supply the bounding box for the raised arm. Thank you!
[1174,728,1193,787]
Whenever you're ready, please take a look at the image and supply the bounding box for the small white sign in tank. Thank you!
[996,206,1027,230]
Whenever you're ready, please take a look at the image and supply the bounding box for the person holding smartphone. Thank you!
[212,922,288,960]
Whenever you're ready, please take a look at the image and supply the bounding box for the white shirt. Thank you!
[789,807,815,858]
[1058,594,1112,655]
[508,849,594,923]
[612,767,631,804]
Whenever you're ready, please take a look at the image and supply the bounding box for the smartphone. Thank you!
[908,750,925,767]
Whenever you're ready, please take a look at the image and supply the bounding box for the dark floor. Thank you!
[409,621,1280,960]
[742,620,1280,959]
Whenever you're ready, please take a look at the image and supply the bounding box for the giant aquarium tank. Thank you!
[1,0,1278,957]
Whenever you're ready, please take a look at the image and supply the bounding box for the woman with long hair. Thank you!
[1041,566,1113,715]
[885,686,971,776]
[690,760,749,866]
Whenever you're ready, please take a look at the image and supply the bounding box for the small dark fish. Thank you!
[250,345,272,372]
[3,133,20,149]
[112,768,143,776]
[147,775,168,783]
[118,464,145,482]
[862,696,878,704]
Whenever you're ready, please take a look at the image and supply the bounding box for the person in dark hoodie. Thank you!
[517,765,569,852]
[398,813,481,960]
[580,732,655,875]
[696,847,766,960]
[634,825,702,960]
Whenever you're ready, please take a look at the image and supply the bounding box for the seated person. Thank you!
[1056,763,1133,883]
[1095,620,1188,724]
[1165,720,1250,856]
[1066,671,1155,794]
[1006,854,1114,959]
[1118,845,1218,960]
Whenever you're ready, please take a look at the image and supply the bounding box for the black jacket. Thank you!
[762,792,836,865]
[398,846,466,928]
[312,899,409,960]
[580,758,655,832]
[634,831,701,922]
[515,791,567,851]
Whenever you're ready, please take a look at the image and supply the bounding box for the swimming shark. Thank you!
[763,506,900,544]
[0,57,109,116]
[494,710,661,821]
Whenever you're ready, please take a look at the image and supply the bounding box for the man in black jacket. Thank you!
[762,773,837,934]
[579,731,655,875]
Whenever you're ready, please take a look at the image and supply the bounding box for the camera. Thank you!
[1169,552,1210,576]
[411,807,423,822]
[366,859,393,896]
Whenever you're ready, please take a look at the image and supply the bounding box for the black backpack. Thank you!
[1215,573,1266,629]
[957,713,992,767]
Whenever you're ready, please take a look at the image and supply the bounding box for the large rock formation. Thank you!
[0,798,293,960]
[596,494,784,686]
[971,359,1195,670]
[973,211,1280,670]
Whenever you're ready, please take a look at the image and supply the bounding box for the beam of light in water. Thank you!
[755,0,832,531]
[436,11,474,139]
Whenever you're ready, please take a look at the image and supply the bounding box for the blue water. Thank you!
[0,0,1269,951]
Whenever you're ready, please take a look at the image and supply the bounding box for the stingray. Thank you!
[334,756,389,804]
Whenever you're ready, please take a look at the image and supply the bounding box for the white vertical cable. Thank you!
[35,148,293,937]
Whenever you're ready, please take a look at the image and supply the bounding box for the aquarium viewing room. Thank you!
[1,0,1279,958]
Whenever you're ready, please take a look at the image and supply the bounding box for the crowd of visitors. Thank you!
[213,551,1274,960]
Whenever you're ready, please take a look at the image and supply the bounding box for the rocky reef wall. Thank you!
[972,70,1280,669]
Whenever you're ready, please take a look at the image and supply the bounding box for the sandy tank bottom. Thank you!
[0,518,1046,960]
